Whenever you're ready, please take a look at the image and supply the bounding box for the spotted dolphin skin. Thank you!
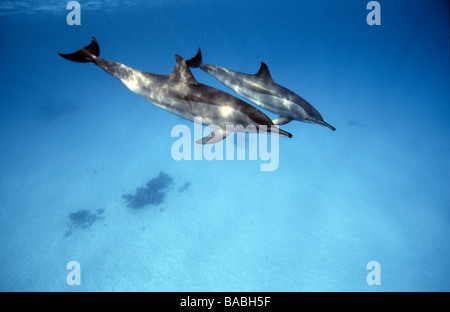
[186,49,335,131]
[58,38,292,144]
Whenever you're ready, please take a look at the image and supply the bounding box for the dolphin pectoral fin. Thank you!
[195,128,230,145]
[272,116,293,125]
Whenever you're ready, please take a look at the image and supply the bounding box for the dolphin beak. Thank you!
[316,120,336,131]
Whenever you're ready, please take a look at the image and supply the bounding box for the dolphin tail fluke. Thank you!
[58,37,99,63]
[186,48,202,68]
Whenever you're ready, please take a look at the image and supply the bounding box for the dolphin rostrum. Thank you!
[58,38,292,144]
[186,49,335,131]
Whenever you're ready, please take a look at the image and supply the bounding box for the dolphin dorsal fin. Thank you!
[255,62,274,82]
[170,55,199,85]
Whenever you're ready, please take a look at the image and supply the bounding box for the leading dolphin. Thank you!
[58,38,292,144]
[186,49,335,131]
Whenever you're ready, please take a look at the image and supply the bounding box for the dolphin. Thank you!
[58,38,292,144]
[186,49,335,131]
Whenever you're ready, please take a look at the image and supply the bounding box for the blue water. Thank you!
[0,0,449,291]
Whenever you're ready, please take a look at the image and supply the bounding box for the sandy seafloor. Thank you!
[0,0,449,291]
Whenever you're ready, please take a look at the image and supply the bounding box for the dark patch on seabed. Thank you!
[179,182,191,193]
[347,120,365,127]
[122,172,175,209]
[65,208,104,236]
[35,102,80,122]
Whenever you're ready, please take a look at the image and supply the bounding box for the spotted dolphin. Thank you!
[58,38,292,144]
[186,49,335,131]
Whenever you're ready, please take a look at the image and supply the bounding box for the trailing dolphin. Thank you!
[186,49,335,131]
[58,38,292,144]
